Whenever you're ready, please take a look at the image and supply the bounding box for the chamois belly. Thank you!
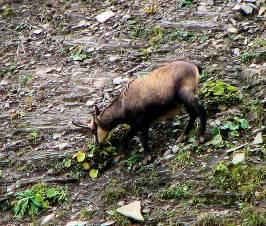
[156,105,184,121]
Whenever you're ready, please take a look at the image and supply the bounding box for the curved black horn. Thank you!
[95,104,100,116]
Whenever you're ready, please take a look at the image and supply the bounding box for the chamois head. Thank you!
[85,105,110,145]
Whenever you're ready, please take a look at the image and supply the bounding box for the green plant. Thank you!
[13,183,68,218]
[157,184,190,199]
[144,3,158,15]
[195,213,225,226]
[244,99,265,125]
[123,152,142,170]
[212,162,265,201]
[29,130,39,140]
[175,150,191,164]
[102,185,126,204]
[80,207,97,220]
[1,4,15,17]
[128,21,150,39]
[169,29,196,42]
[200,80,242,111]
[179,0,194,8]
[240,51,266,64]
[149,25,165,48]
[240,204,266,226]
[19,74,33,86]
[220,117,249,137]
[70,45,90,61]
[253,38,266,47]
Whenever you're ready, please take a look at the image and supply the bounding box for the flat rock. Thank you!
[54,143,71,151]
[65,221,88,226]
[95,11,116,23]
[252,132,263,145]
[100,221,116,226]
[41,213,55,225]
[240,4,254,14]
[116,201,144,221]
[112,76,129,85]
[232,152,246,165]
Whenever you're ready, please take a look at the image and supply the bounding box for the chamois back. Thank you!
[98,61,200,128]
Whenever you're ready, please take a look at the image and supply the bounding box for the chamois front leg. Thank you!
[114,126,138,163]
[139,126,152,165]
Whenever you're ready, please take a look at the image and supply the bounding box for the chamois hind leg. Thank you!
[177,93,207,144]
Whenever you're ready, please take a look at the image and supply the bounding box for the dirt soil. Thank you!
[0,0,265,225]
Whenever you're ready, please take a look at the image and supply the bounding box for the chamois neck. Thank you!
[98,98,124,130]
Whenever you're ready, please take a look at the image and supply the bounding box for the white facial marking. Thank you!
[97,127,109,144]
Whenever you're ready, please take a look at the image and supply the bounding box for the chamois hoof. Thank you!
[142,154,152,165]
[176,134,188,143]
[113,153,126,164]
[196,136,205,145]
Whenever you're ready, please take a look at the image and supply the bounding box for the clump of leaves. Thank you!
[212,162,265,201]
[69,44,90,61]
[220,117,249,138]
[13,183,68,219]
[200,80,242,112]
[63,143,117,179]
[240,204,266,226]
[157,184,190,199]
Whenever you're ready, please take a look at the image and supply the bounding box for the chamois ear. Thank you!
[95,104,100,116]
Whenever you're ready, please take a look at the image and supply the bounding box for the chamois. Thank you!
[72,60,207,163]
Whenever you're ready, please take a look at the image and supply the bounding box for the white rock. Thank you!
[33,29,43,34]
[55,143,71,151]
[232,48,240,56]
[233,4,241,11]
[252,132,263,145]
[121,14,131,22]
[227,27,238,33]
[85,100,95,106]
[65,221,88,226]
[109,56,120,62]
[240,4,254,14]
[258,7,266,16]
[112,76,128,85]
[41,213,55,225]
[164,154,175,160]
[232,152,246,165]
[100,221,116,226]
[116,201,144,221]
[163,149,172,157]
[95,11,115,23]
